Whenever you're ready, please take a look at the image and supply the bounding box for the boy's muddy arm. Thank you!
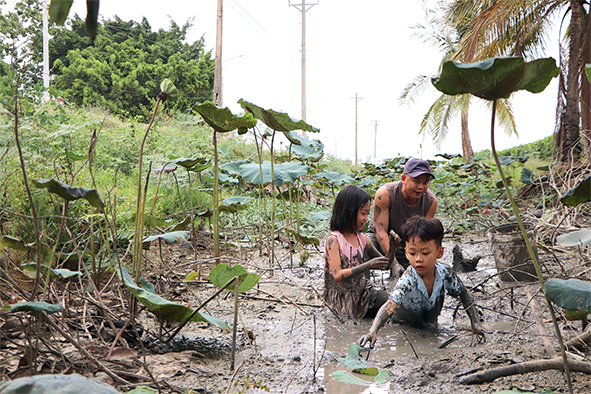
[459,284,484,336]
[357,300,397,348]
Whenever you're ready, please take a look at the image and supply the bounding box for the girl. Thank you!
[324,185,397,319]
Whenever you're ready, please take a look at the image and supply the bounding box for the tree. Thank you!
[400,10,516,164]
[0,0,44,89]
[444,0,588,164]
[50,16,214,120]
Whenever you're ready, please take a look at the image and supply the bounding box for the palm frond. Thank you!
[399,74,434,107]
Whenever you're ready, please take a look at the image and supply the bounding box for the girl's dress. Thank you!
[324,231,372,319]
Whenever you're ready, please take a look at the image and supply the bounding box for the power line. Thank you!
[226,0,272,37]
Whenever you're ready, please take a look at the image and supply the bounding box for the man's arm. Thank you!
[373,186,391,255]
[425,196,437,219]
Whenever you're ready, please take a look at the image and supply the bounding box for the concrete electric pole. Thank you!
[371,120,380,159]
[42,0,50,101]
[289,0,317,126]
[213,0,223,106]
[351,93,362,164]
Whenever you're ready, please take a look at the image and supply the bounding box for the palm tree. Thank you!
[400,12,516,164]
[444,0,588,164]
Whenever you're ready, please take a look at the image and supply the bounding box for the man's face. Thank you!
[401,173,431,200]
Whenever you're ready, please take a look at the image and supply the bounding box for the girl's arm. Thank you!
[357,299,397,348]
[326,235,388,283]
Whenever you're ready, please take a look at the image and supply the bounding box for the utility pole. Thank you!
[371,120,380,158]
[289,0,317,127]
[213,0,223,106]
[42,0,49,101]
[351,93,362,164]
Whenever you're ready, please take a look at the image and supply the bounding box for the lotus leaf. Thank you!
[337,343,378,375]
[21,263,82,279]
[48,0,73,25]
[222,160,251,175]
[169,156,209,170]
[160,79,179,101]
[10,301,62,315]
[330,370,372,386]
[238,161,309,186]
[219,197,250,213]
[66,151,86,162]
[544,278,591,312]
[34,179,104,208]
[0,373,119,394]
[560,175,591,207]
[313,171,354,186]
[521,168,534,185]
[193,101,256,133]
[288,131,324,161]
[208,263,260,293]
[143,231,190,246]
[284,228,320,246]
[117,267,231,330]
[238,99,319,133]
[556,229,591,247]
[432,57,559,100]
[217,173,239,184]
[311,211,331,221]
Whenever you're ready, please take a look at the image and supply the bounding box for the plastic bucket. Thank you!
[488,222,538,282]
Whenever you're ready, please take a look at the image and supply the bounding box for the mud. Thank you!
[148,234,591,393]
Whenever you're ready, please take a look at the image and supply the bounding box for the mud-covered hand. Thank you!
[385,230,401,263]
[367,256,389,270]
[470,324,485,345]
[357,331,378,349]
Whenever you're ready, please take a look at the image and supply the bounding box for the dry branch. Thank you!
[459,357,591,384]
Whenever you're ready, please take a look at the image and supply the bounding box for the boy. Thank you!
[358,216,484,348]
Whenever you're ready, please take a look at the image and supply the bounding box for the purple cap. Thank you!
[403,158,435,178]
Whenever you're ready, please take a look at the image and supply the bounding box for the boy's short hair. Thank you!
[399,215,444,247]
[330,185,370,233]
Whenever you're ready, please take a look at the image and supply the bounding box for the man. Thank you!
[367,158,437,271]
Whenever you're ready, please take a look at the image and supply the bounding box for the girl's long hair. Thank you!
[330,185,370,233]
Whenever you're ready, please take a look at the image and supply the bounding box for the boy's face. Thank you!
[356,201,371,232]
[405,236,444,277]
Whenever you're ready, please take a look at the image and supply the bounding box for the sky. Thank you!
[9,0,562,163]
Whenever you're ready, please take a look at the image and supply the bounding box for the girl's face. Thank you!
[356,201,371,232]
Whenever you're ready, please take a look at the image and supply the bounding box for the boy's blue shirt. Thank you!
[389,262,463,325]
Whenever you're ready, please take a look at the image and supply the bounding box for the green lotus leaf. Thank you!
[521,168,534,185]
[0,373,120,394]
[1,236,53,263]
[330,370,372,386]
[170,156,209,170]
[49,0,73,25]
[209,263,260,293]
[556,229,591,247]
[544,278,591,312]
[217,173,239,184]
[222,160,251,176]
[284,228,320,246]
[21,263,82,279]
[432,57,559,100]
[560,174,591,207]
[238,161,309,186]
[373,369,391,384]
[34,179,104,208]
[337,344,378,375]
[219,197,250,213]
[238,99,319,133]
[10,301,62,315]
[289,131,324,161]
[193,101,256,133]
[85,0,99,41]
[160,79,179,100]
[313,171,354,186]
[117,267,230,330]
[143,231,190,246]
